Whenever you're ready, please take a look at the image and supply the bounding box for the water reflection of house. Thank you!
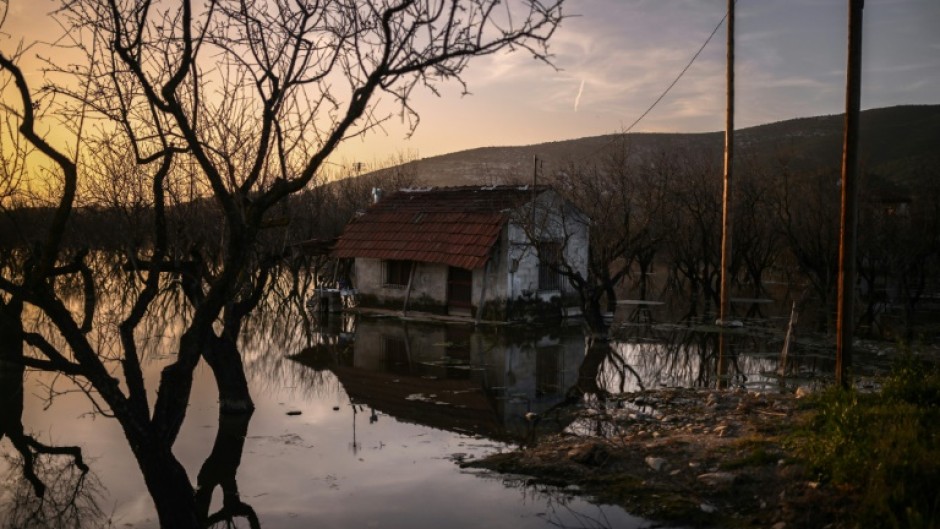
[294,318,584,441]
[331,186,588,322]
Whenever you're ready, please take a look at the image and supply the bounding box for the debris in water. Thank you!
[286,410,302,416]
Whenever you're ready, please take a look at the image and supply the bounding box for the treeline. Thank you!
[3,141,937,340]
[0,164,418,262]
[545,140,940,340]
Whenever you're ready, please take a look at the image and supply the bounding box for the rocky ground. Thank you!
[466,387,857,529]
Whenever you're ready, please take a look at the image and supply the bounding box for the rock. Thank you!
[568,443,609,466]
[697,471,736,488]
[706,393,718,406]
[645,456,668,472]
[700,503,718,513]
[568,444,593,462]
[772,522,786,529]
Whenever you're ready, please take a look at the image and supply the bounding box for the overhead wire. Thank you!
[622,7,730,135]
[571,3,733,164]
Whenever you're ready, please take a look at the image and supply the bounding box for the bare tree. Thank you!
[539,141,671,336]
[733,156,782,303]
[0,1,564,526]
[774,161,841,331]
[662,150,723,321]
[856,167,940,339]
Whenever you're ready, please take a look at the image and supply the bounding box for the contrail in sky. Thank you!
[574,78,585,112]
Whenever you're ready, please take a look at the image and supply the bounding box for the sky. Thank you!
[3,0,939,170]
[332,0,940,166]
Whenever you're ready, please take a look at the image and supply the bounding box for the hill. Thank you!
[371,105,940,190]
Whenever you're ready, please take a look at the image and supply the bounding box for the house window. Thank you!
[537,241,563,291]
[384,260,413,287]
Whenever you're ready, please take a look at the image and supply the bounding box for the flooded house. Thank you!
[332,185,589,322]
[290,317,586,441]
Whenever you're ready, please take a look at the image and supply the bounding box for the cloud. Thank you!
[363,0,940,157]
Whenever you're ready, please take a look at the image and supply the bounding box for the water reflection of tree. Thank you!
[195,412,259,529]
[572,337,644,403]
[240,274,349,400]
[569,321,815,398]
[480,471,628,529]
[0,451,104,529]
[1,347,103,528]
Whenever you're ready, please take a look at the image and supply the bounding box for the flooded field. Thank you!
[1,295,895,528]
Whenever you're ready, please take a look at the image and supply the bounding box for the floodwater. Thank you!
[2,295,850,529]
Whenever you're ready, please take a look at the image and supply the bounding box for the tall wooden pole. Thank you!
[717,0,734,387]
[836,0,864,387]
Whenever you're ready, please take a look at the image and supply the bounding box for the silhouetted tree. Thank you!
[1,1,565,526]
[662,150,723,320]
[774,161,841,331]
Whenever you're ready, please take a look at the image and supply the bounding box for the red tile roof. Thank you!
[333,186,546,269]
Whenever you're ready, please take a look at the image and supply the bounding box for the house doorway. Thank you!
[447,267,473,316]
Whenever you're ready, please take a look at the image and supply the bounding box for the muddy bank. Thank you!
[465,388,856,528]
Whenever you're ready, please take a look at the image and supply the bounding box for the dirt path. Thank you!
[466,388,856,528]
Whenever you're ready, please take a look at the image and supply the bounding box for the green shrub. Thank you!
[793,354,940,528]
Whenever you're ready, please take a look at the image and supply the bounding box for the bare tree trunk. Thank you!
[579,285,609,338]
[0,298,26,443]
[127,437,201,529]
[604,282,618,314]
[204,334,254,414]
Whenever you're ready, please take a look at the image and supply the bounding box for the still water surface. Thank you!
[4,288,857,529]
[6,310,665,528]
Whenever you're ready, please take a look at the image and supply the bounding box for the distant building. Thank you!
[332,185,589,322]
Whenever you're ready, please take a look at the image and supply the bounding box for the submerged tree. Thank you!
[517,141,674,338]
[0,1,565,526]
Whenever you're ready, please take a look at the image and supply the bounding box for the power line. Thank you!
[572,4,732,164]
[622,7,730,135]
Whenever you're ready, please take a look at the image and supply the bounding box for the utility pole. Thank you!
[836,0,864,388]
[717,0,735,388]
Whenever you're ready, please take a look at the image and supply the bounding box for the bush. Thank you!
[794,354,940,528]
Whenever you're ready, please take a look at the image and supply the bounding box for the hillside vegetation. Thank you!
[376,105,940,190]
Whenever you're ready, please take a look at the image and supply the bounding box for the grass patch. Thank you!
[720,444,779,471]
[792,353,940,529]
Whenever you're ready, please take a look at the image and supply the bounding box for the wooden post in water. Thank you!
[836,0,864,388]
[778,301,799,377]
[717,0,735,389]
[402,262,416,316]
